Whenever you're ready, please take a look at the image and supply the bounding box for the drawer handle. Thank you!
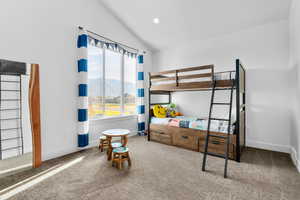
[157,131,164,134]
[211,140,220,145]
[182,135,188,139]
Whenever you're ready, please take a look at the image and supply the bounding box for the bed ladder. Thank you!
[201,80,235,178]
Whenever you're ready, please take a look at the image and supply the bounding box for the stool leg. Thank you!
[112,153,115,167]
[107,148,112,161]
[118,155,122,169]
[100,140,104,152]
[127,152,131,167]
[107,137,113,161]
[122,136,128,147]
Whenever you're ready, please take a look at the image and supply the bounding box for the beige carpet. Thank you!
[0,152,32,177]
[1,136,300,200]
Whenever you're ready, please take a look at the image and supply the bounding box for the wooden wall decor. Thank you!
[29,64,42,168]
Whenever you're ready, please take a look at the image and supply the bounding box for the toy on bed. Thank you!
[153,105,167,118]
[153,103,182,118]
[166,103,177,117]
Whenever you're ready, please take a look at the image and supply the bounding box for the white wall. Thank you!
[153,20,293,153]
[289,0,300,172]
[0,0,152,161]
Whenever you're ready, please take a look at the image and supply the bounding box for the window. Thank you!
[88,45,104,118]
[104,50,122,116]
[88,45,137,119]
[124,56,137,115]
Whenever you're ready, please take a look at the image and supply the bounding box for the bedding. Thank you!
[169,119,180,127]
[150,117,170,125]
[150,116,235,134]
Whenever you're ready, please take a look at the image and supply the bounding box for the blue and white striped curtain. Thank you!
[77,29,89,147]
[137,55,145,135]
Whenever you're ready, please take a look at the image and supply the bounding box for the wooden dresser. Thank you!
[149,124,236,160]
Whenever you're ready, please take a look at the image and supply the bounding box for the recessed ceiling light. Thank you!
[153,18,160,24]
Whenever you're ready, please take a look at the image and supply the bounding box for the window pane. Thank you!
[124,56,137,115]
[88,45,104,119]
[105,50,122,116]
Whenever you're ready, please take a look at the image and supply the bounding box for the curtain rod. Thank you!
[78,26,146,54]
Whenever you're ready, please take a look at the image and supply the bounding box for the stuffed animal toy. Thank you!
[167,103,177,118]
[175,112,182,116]
[153,105,167,118]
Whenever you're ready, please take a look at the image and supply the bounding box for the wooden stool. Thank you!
[112,147,131,169]
[107,142,122,157]
[99,136,109,152]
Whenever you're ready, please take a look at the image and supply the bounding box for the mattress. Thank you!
[150,116,235,134]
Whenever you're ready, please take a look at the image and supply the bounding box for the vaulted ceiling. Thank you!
[100,0,291,51]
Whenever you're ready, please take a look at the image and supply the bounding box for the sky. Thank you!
[88,45,136,83]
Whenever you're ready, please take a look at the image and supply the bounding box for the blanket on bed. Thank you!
[150,116,234,133]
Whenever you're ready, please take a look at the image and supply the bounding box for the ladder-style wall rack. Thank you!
[0,73,24,160]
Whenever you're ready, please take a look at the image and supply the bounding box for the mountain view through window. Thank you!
[88,45,136,119]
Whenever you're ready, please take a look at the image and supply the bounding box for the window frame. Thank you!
[88,46,137,120]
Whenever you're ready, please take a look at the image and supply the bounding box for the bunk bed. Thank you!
[148,59,246,162]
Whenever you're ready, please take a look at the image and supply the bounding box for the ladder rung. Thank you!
[206,152,226,159]
[1,118,21,121]
[213,103,230,105]
[1,137,22,141]
[210,118,229,121]
[209,134,228,139]
[1,127,21,131]
[0,108,20,111]
[214,88,233,91]
[1,146,22,151]
[0,80,20,83]
[1,90,20,92]
[1,99,20,101]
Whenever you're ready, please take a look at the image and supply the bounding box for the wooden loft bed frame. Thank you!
[147,59,246,162]
[149,65,234,91]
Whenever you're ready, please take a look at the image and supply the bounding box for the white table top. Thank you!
[102,129,130,137]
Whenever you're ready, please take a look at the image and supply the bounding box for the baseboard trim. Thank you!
[43,133,138,161]
[246,140,291,153]
[42,147,78,161]
[290,147,300,173]
[247,140,300,173]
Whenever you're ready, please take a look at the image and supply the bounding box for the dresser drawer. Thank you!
[173,132,199,151]
[150,131,172,145]
[199,139,235,159]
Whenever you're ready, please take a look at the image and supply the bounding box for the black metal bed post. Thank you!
[235,59,241,162]
[0,74,2,160]
[147,72,151,141]
[239,61,246,150]
[243,68,246,148]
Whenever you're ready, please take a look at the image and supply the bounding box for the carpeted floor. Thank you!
[0,153,32,177]
[1,136,300,200]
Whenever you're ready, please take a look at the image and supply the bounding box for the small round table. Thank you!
[102,129,130,161]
